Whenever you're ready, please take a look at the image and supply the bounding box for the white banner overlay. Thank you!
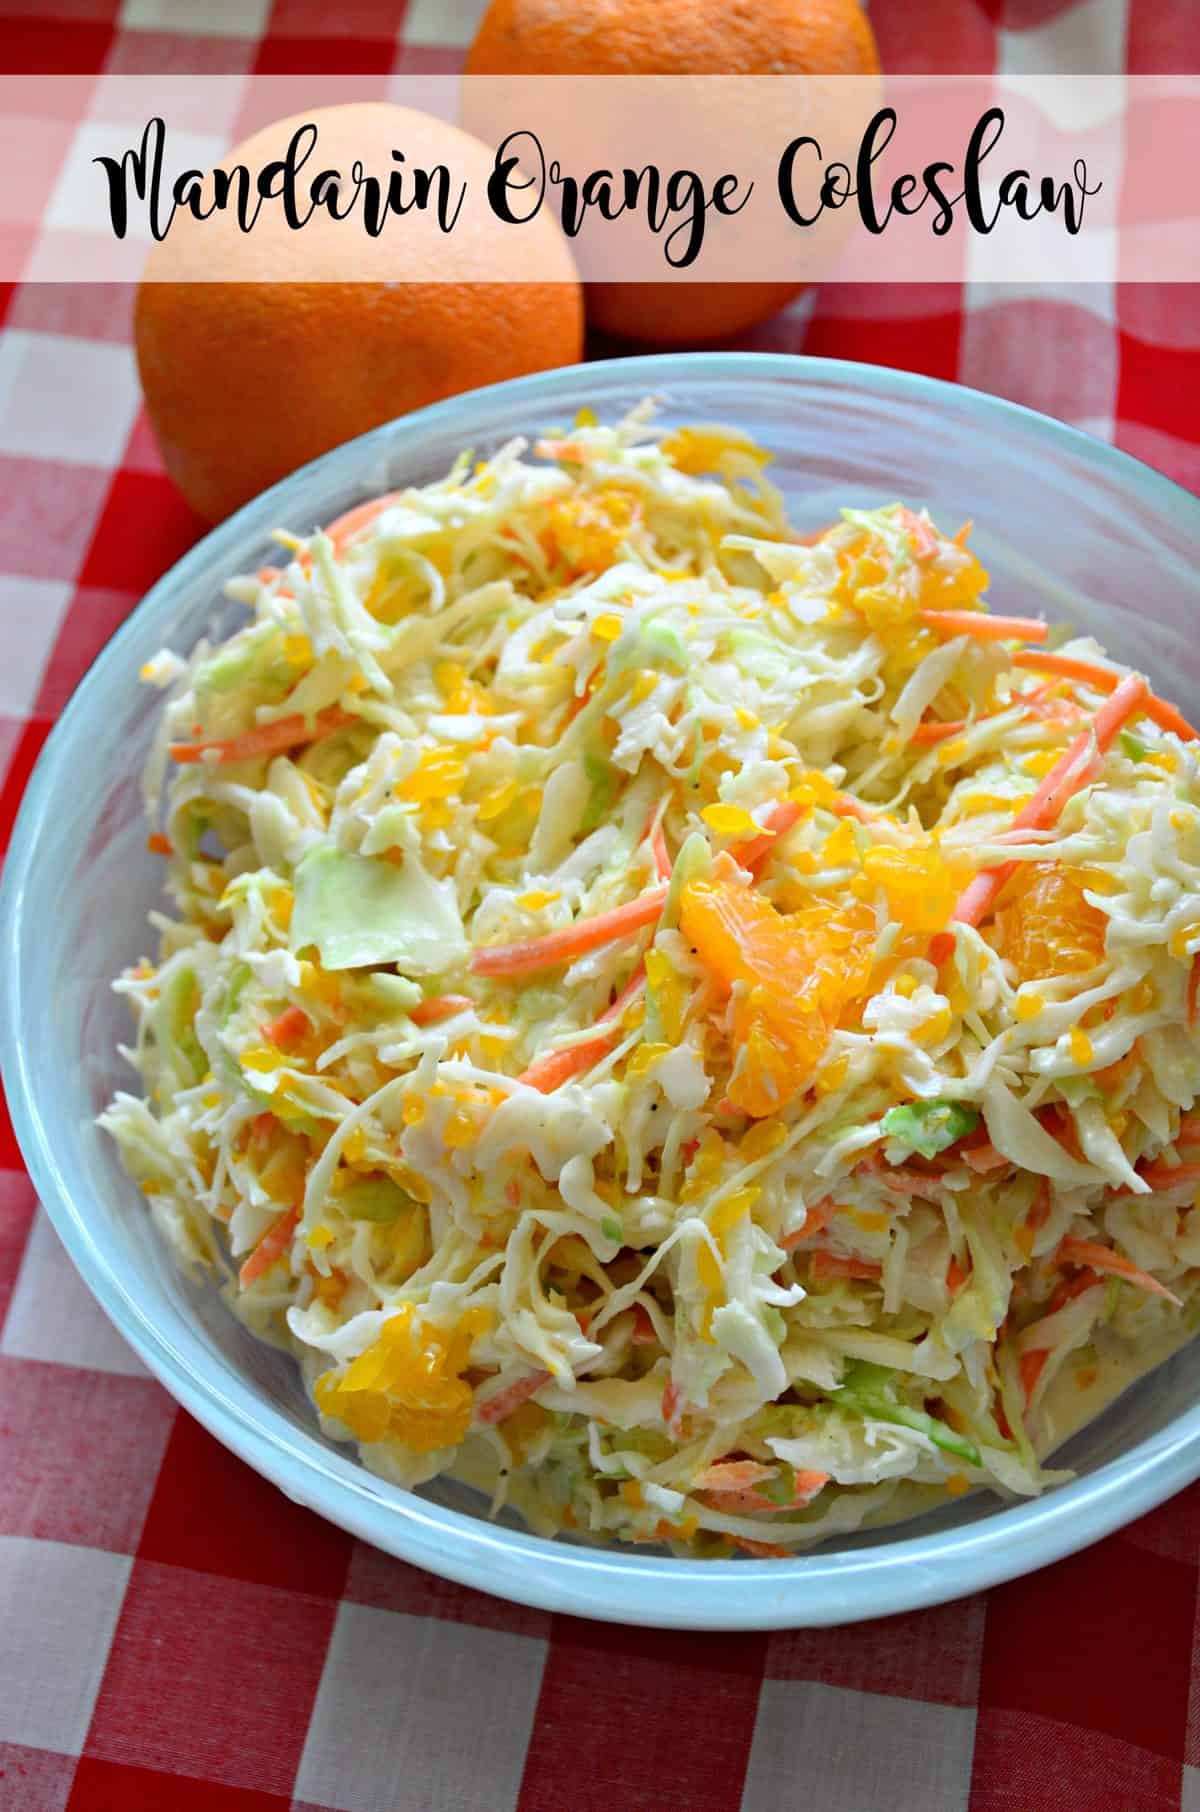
[0,75,1194,283]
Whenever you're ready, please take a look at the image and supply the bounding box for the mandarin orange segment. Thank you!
[680,878,873,1115]
[994,864,1108,984]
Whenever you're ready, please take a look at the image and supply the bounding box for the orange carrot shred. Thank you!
[477,1369,551,1424]
[1136,1157,1200,1191]
[1190,955,1200,1028]
[170,704,352,765]
[921,609,1048,643]
[472,884,668,979]
[145,831,172,856]
[237,1208,299,1289]
[517,966,647,1092]
[409,994,474,1027]
[910,718,968,745]
[1013,649,1199,741]
[322,490,404,552]
[262,1004,309,1049]
[810,1250,882,1282]
[1057,1235,1181,1306]
[941,675,1148,943]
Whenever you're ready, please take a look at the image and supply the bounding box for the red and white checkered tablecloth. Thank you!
[3,3,1200,1809]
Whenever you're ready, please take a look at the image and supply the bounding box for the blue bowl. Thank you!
[5,353,1200,1629]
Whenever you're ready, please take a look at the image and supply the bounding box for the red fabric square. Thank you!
[766,1592,985,1706]
[967,1708,1182,1812]
[0,1742,75,1812]
[516,1620,766,1812]
[267,0,409,33]
[0,456,112,581]
[0,1356,175,1552]
[29,585,136,715]
[1116,284,1200,351]
[1117,328,1200,448]
[137,1410,352,1598]
[5,286,134,345]
[976,1532,1195,1759]
[76,470,206,596]
[85,1560,336,1793]
[0,16,112,71]
[803,288,965,380]
[67,1757,289,1812]
[30,587,138,716]
[253,34,398,74]
[344,1536,550,1638]
[0,1172,37,1331]
[1127,0,1200,73]
[0,712,53,856]
[870,0,998,74]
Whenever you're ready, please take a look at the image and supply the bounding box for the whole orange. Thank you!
[465,0,880,347]
[135,104,584,523]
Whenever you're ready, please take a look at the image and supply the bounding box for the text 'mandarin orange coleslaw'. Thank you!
[104,406,1200,1556]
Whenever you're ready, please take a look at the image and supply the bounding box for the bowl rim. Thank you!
[5,348,1200,1630]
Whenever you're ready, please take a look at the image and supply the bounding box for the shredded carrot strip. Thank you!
[911,718,967,745]
[1057,1236,1181,1306]
[733,1536,791,1559]
[830,794,887,825]
[322,490,405,552]
[662,1379,684,1430]
[896,505,939,560]
[261,1004,309,1049]
[779,1199,836,1250]
[1028,1175,1052,1231]
[730,798,804,872]
[477,1368,551,1424]
[702,1472,828,1516]
[630,1302,658,1345]
[237,1208,299,1289]
[145,831,173,856]
[810,1250,882,1282]
[1136,1158,1200,1191]
[517,967,647,1092]
[1020,1348,1048,1404]
[1190,955,1200,1028]
[472,884,668,978]
[693,1460,778,1491]
[938,675,1148,947]
[170,704,352,765]
[946,1254,970,1292]
[409,994,474,1027]
[651,821,672,882]
[1012,649,1198,741]
[962,1142,1009,1174]
[921,609,1048,643]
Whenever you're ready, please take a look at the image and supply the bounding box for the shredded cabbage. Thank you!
[101,406,1200,1557]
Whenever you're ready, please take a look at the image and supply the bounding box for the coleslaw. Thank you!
[102,404,1200,1556]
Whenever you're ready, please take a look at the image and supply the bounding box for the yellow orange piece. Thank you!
[680,877,873,1116]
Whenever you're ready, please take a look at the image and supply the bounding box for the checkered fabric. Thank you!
[2,3,1200,1809]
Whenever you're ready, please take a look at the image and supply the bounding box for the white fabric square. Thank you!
[998,0,1130,85]
[46,120,226,240]
[2,1211,148,1378]
[0,1537,131,1753]
[0,330,138,467]
[0,578,73,717]
[295,1602,546,1812]
[119,0,271,34]
[402,0,485,48]
[741,1680,976,1812]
